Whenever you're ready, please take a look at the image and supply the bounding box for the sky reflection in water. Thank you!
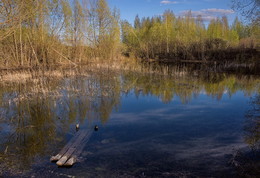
[0,68,259,177]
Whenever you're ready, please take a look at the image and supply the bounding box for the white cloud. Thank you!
[202,8,234,14]
[160,0,179,5]
[180,8,235,21]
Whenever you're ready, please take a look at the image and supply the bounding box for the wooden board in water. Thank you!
[51,129,93,167]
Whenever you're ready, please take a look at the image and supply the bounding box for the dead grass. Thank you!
[0,71,32,83]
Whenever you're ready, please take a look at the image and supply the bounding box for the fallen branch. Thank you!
[52,48,77,66]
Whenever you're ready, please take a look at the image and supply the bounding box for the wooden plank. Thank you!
[63,130,94,167]
[56,148,76,166]
[50,130,85,162]
[56,130,90,166]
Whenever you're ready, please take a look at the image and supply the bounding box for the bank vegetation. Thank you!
[0,0,121,68]
[121,11,259,63]
[0,0,259,69]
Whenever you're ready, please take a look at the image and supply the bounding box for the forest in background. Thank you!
[122,11,259,62]
[0,0,259,68]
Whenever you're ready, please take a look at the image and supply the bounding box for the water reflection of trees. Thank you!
[122,69,260,103]
[0,67,259,174]
[0,71,122,173]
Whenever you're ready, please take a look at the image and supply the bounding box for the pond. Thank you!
[0,64,259,177]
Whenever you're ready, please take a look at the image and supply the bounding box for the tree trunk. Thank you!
[13,33,19,63]
[19,19,23,66]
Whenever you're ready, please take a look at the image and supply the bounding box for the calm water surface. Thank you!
[0,65,259,177]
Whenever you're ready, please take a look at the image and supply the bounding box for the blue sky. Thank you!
[107,0,239,24]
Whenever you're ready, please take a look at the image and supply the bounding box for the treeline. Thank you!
[1,1,259,68]
[0,0,120,67]
[121,10,260,62]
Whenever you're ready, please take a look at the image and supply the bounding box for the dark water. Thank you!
[0,65,259,177]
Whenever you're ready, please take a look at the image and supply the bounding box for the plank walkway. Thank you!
[50,129,93,167]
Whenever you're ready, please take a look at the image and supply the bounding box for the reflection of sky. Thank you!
[111,90,251,140]
[94,90,252,169]
[112,90,250,123]
[108,90,249,146]
[1,72,258,176]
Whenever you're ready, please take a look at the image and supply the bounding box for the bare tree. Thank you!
[232,0,260,25]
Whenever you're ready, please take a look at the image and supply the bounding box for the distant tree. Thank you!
[96,0,111,41]
[163,10,175,54]
[232,17,249,39]
[195,15,206,40]
[134,15,141,29]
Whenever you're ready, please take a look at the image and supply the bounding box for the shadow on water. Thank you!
[0,64,259,177]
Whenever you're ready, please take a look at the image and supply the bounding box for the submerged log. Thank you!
[50,130,84,162]
[63,129,93,167]
[51,128,93,167]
